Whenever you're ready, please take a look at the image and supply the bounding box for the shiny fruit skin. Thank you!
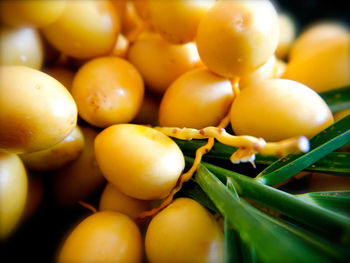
[196,0,279,77]
[0,66,77,153]
[148,0,215,44]
[128,32,200,94]
[0,0,66,28]
[145,198,224,263]
[99,183,151,219]
[58,211,142,263]
[282,33,350,92]
[71,56,144,128]
[20,126,84,171]
[289,21,349,61]
[94,124,185,200]
[42,0,120,59]
[159,68,234,129]
[0,153,27,239]
[230,79,334,141]
[0,26,43,69]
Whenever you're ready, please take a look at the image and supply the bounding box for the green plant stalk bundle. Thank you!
[194,164,350,263]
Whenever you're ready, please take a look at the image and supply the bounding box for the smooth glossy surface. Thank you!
[0,26,43,69]
[230,79,334,141]
[149,0,214,44]
[0,153,27,239]
[0,66,77,153]
[71,56,144,128]
[128,32,200,94]
[0,0,66,27]
[145,198,224,263]
[58,211,142,263]
[283,33,350,92]
[94,124,185,200]
[42,0,120,59]
[20,126,84,171]
[99,183,151,219]
[159,68,234,129]
[196,0,279,77]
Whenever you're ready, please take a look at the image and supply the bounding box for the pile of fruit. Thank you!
[0,0,349,262]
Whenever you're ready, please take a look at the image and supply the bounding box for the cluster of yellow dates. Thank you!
[0,0,349,262]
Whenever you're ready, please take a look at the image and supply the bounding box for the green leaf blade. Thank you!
[297,191,350,216]
[195,164,335,263]
[256,115,350,185]
[319,85,350,113]
[185,157,350,243]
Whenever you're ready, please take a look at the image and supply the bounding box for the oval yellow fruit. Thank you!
[159,68,234,129]
[196,0,279,77]
[230,79,334,141]
[94,124,185,200]
[58,211,142,263]
[145,198,224,263]
[0,153,27,239]
[0,66,77,153]
[0,26,43,69]
[20,126,84,171]
[99,183,151,219]
[282,33,350,92]
[71,56,144,128]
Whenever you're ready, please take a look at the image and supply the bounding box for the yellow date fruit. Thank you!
[95,124,185,200]
[0,66,77,153]
[230,79,334,141]
[0,0,66,28]
[196,0,279,77]
[148,0,215,44]
[128,32,200,94]
[99,183,151,219]
[145,198,224,263]
[20,126,84,171]
[275,12,296,59]
[58,211,142,263]
[0,153,27,239]
[289,21,349,61]
[282,33,350,92]
[42,0,120,59]
[159,68,234,129]
[0,26,43,69]
[71,56,144,128]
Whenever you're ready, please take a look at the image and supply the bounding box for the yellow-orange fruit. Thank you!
[0,26,43,69]
[20,126,84,171]
[159,68,234,129]
[282,33,350,92]
[0,66,77,153]
[99,183,151,219]
[275,13,296,59]
[58,211,142,263]
[71,56,144,128]
[94,124,185,200]
[128,32,200,94]
[196,0,279,77]
[289,21,349,61]
[230,79,334,141]
[0,153,27,239]
[0,0,66,27]
[148,0,215,44]
[42,0,120,59]
[145,198,224,263]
